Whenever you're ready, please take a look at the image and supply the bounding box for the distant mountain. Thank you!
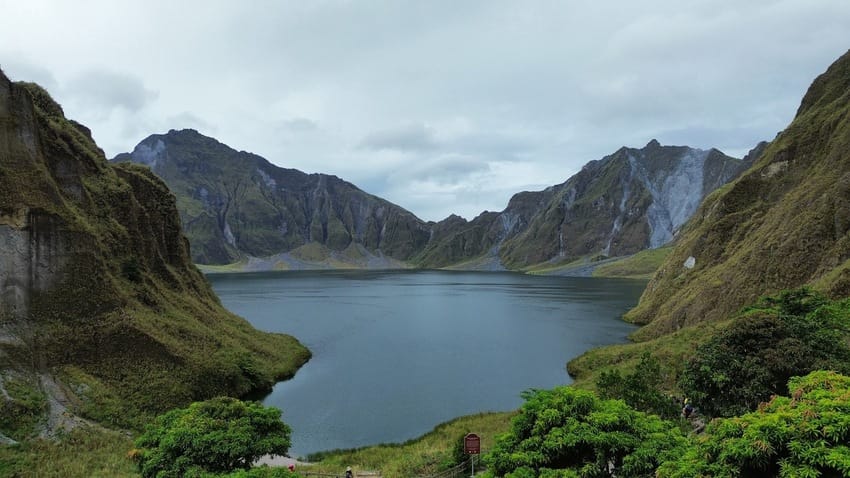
[625,48,850,340]
[113,129,430,266]
[0,70,308,438]
[421,141,750,270]
[115,132,748,272]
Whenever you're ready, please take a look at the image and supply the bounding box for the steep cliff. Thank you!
[625,49,850,340]
[113,130,430,265]
[115,131,747,272]
[498,141,748,268]
[0,70,309,437]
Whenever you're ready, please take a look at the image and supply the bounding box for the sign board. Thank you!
[464,433,480,455]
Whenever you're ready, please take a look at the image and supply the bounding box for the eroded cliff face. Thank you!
[498,141,747,268]
[0,69,308,439]
[626,49,850,339]
[114,129,431,265]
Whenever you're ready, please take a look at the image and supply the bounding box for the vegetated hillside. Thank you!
[626,48,850,340]
[113,130,430,266]
[498,140,749,269]
[0,69,309,440]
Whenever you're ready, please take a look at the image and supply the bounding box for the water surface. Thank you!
[209,270,644,457]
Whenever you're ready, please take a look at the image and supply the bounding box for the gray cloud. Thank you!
[280,117,319,132]
[1,0,849,221]
[66,69,158,115]
[359,123,439,152]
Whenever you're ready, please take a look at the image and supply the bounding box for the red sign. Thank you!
[464,433,480,455]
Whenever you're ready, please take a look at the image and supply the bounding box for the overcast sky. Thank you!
[2,1,849,221]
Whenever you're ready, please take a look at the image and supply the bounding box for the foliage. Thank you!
[0,377,47,440]
[0,427,136,478]
[305,412,512,477]
[484,387,688,477]
[133,397,291,478]
[596,352,680,419]
[679,288,850,417]
[657,371,850,478]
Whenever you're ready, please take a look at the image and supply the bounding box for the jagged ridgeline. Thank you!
[115,130,748,271]
[113,130,431,267]
[0,70,309,430]
[626,49,850,340]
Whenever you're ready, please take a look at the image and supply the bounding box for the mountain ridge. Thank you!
[115,131,750,272]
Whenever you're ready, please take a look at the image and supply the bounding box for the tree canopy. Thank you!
[133,397,292,478]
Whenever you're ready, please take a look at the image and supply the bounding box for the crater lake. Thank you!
[208,270,645,457]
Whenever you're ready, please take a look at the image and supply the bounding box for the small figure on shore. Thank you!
[345,466,353,478]
[288,463,295,472]
[682,398,694,419]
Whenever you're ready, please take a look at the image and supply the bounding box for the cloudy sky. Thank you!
[2,1,849,221]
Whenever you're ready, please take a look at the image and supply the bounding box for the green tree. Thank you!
[657,371,850,477]
[596,352,679,419]
[133,397,292,478]
[679,288,850,417]
[484,387,688,477]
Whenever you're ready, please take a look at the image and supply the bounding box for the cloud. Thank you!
[65,69,158,116]
[280,117,319,132]
[359,123,439,152]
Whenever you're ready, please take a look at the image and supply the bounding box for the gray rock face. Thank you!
[498,141,749,268]
[0,212,69,320]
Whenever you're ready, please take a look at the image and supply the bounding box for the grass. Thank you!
[592,246,672,279]
[567,319,728,392]
[0,427,137,478]
[301,412,514,477]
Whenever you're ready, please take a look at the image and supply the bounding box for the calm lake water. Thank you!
[209,270,645,457]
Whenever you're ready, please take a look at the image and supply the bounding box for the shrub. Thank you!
[679,288,850,417]
[484,387,687,477]
[133,397,291,478]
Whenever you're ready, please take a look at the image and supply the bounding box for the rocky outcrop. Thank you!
[114,130,431,265]
[498,141,747,268]
[0,70,309,438]
[626,49,850,339]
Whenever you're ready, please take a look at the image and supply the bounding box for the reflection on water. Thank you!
[209,270,645,457]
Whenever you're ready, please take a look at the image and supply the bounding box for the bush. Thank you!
[133,397,292,478]
[657,371,850,477]
[484,387,687,477]
[679,288,850,417]
[596,352,680,419]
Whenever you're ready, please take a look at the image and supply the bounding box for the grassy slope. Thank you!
[624,49,850,340]
[591,247,672,279]
[0,76,309,438]
[303,412,514,477]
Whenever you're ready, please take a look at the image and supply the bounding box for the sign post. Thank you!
[464,433,480,477]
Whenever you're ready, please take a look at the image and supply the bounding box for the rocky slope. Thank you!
[0,70,309,438]
[116,132,747,272]
[496,141,748,269]
[626,49,850,340]
[113,130,430,265]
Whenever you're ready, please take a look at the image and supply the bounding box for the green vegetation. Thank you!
[596,352,680,419]
[0,427,137,477]
[592,247,672,279]
[483,371,850,477]
[679,288,850,417]
[0,376,47,440]
[304,412,513,477]
[657,371,850,478]
[484,387,688,477]
[132,397,291,477]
